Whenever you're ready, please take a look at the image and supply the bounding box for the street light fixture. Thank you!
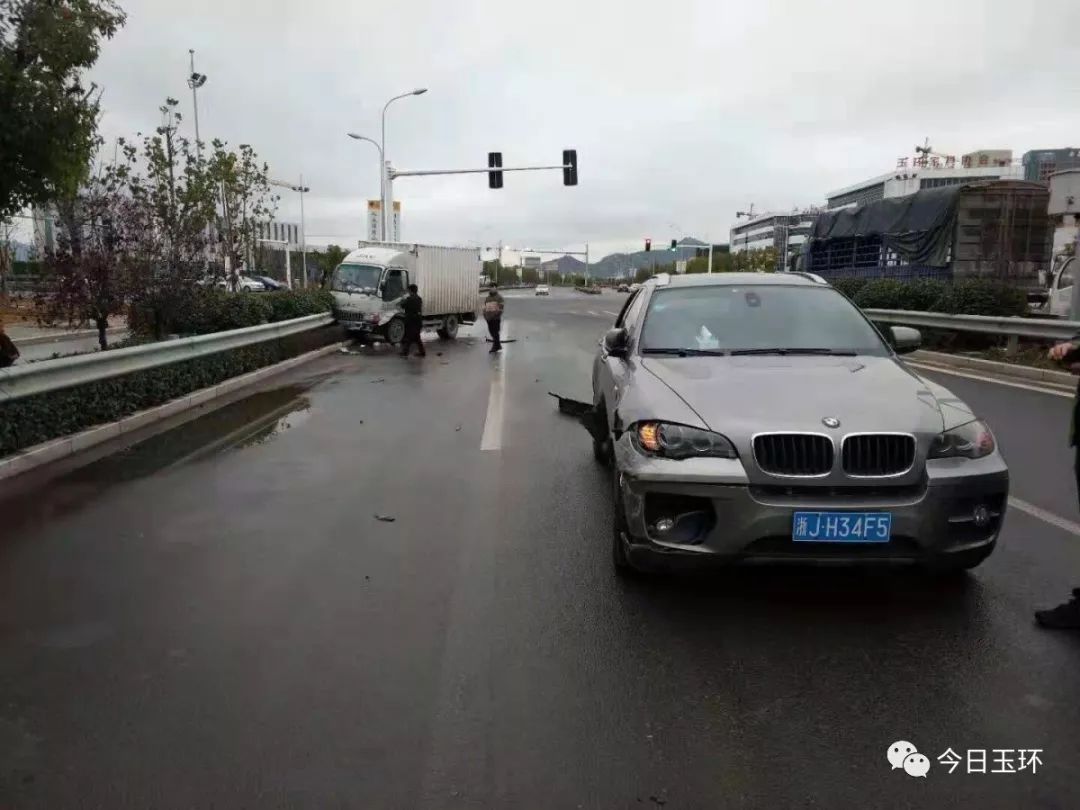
[270,177,311,288]
[347,133,384,240]
[379,88,429,240]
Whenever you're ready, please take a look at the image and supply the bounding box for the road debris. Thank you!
[370,378,386,384]
[373,514,396,522]
[339,347,363,355]
[549,392,605,442]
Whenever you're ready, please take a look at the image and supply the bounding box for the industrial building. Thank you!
[729,210,821,271]
[1023,148,1080,183]
[825,148,1023,210]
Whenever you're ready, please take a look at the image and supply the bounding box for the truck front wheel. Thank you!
[437,315,459,340]
[384,317,406,345]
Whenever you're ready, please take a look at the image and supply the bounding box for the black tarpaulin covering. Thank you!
[805,185,964,267]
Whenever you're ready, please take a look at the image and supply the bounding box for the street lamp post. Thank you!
[379,88,427,240]
[270,177,310,287]
[187,50,210,271]
[347,133,383,239]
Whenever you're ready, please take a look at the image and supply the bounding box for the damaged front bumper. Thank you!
[611,432,1008,569]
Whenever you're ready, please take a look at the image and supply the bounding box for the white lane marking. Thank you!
[905,361,1074,399]
[1008,496,1080,538]
[480,321,509,451]
[602,310,618,317]
[587,310,601,317]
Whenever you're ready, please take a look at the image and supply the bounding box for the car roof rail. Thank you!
[787,271,829,285]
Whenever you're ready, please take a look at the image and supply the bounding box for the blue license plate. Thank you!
[792,511,892,543]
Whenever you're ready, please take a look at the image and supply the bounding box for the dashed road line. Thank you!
[480,321,509,451]
[1008,496,1080,537]
[905,361,1074,399]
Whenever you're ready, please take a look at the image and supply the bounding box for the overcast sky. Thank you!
[80,0,1080,261]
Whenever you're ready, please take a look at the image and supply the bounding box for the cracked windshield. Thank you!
[2,0,1079,807]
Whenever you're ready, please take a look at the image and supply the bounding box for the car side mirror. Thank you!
[890,325,921,354]
[603,327,629,358]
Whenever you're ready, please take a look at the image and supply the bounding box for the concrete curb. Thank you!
[14,327,125,347]
[0,341,346,483]
[909,349,1076,388]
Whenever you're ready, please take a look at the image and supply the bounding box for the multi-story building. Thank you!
[1023,148,1080,183]
[729,210,820,271]
[254,220,301,248]
[825,148,1023,210]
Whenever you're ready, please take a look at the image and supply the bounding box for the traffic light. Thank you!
[645,238,652,252]
[562,149,578,186]
[488,152,503,189]
[670,239,678,251]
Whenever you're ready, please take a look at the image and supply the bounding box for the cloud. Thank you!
[84,0,1080,258]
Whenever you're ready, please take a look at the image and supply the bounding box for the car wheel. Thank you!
[384,317,406,345]
[591,403,612,466]
[436,315,459,340]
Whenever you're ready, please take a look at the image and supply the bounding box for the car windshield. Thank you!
[332,263,382,294]
[639,284,890,356]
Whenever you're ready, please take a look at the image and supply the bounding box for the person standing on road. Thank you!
[0,315,20,368]
[483,285,505,354]
[399,284,426,358]
[1034,338,1080,629]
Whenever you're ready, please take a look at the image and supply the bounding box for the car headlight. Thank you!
[632,422,737,460]
[929,419,996,460]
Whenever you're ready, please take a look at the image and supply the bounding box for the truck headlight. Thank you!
[929,420,996,460]
[632,422,737,460]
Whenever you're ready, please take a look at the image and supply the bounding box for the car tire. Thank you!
[611,470,634,573]
[436,315,459,340]
[384,317,406,345]
[592,403,612,466]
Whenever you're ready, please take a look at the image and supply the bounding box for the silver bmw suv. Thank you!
[591,272,1008,574]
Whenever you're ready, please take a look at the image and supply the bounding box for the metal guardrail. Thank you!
[863,309,1080,343]
[0,312,333,403]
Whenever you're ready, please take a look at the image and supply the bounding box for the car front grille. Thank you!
[753,434,834,477]
[842,434,915,477]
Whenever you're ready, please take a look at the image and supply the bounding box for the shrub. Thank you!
[0,326,340,456]
[850,277,1026,317]
[128,287,332,338]
[830,277,867,300]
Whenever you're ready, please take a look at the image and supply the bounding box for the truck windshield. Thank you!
[332,264,382,294]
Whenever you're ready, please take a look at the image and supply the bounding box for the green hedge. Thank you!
[0,325,340,457]
[129,288,333,338]
[849,277,1028,317]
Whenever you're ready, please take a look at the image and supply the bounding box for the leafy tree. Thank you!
[0,0,127,220]
[208,139,276,287]
[316,244,348,287]
[521,266,540,285]
[634,267,653,284]
[36,153,132,349]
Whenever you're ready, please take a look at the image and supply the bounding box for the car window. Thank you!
[383,268,406,300]
[639,284,890,356]
[616,289,646,330]
[1060,258,1075,291]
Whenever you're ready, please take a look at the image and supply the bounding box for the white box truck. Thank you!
[330,242,482,344]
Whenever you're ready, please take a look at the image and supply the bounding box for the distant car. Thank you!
[216,276,266,292]
[250,275,288,291]
[617,283,630,293]
[535,285,550,296]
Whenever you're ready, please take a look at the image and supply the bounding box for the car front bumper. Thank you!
[614,439,1009,569]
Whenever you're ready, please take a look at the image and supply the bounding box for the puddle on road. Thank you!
[1,384,313,540]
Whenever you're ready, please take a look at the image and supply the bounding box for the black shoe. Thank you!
[489,347,498,354]
[1035,597,1080,629]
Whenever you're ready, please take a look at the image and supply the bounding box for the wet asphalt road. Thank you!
[2,287,1080,808]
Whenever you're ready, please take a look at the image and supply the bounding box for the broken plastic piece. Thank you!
[374,514,396,522]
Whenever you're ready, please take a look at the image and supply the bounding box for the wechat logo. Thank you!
[888,740,930,778]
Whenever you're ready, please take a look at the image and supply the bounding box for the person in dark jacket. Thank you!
[0,317,20,368]
[399,284,426,358]
[483,286,505,353]
[1034,336,1080,629]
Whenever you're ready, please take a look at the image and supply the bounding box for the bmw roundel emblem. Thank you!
[822,416,840,428]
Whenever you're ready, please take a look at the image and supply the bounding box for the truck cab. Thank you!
[1040,254,1076,319]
